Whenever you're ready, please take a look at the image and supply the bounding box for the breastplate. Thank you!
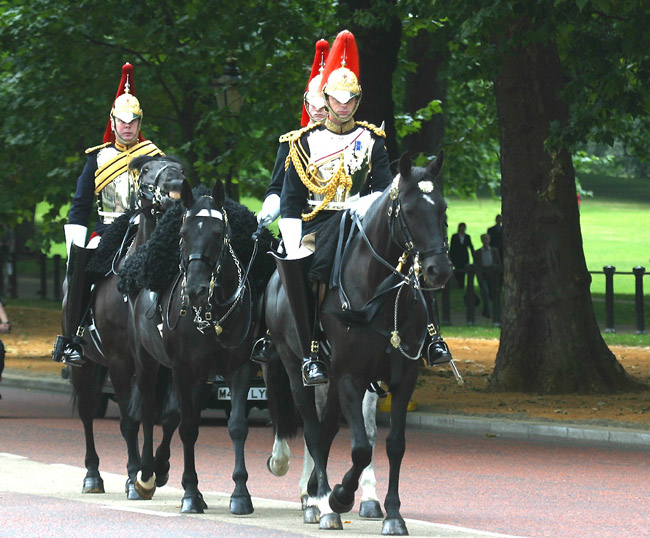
[95,147,136,224]
[307,127,375,202]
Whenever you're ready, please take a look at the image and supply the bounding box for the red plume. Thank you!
[102,62,145,144]
[318,30,359,94]
[301,39,329,127]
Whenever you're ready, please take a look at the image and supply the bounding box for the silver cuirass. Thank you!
[95,146,137,224]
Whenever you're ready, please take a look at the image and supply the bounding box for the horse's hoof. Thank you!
[267,455,289,477]
[359,500,383,519]
[229,494,254,515]
[329,484,354,514]
[303,505,320,524]
[319,512,343,530]
[382,517,408,536]
[155,472,169,488]
[82,476,105,494]
[124,479,142,500]
[134,473,156,501]
[181,494,205,514]
[300,494,309,511]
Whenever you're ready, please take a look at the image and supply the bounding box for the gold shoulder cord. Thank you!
[287,125,352,221]
[355,121,386,138]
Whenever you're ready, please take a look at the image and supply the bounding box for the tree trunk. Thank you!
[404,29,447,158]
[341,0,401,162]
[490,28,640,393]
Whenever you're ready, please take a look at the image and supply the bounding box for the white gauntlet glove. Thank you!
[257,194,281,227]
[278,217,313,259]
[349,191,383,220]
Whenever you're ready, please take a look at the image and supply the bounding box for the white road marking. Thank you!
[0,453,530,537]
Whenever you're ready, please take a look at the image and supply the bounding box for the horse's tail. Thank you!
[265,344,302,439]
[127,366,179,425]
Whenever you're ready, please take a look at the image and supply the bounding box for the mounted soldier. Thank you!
[276,30,395,386]
[52,63,164,367]
[252,38,330,365]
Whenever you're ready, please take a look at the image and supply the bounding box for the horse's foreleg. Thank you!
[111,366,142,500]
[227,361,254,515]
[298,382,328,519]
[153,409,179,489]
[174,373,205,514]
[359,389,383,519]
[329,375,372,517]
[267,434,290,477]
[299,438,314,510]
[133,370,158,501]
[72,364,104,494]
[381,365,419,536]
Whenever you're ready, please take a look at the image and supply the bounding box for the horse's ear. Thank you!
[426,150,444,180]
[212,179,225,206]
[398,152,412,179]
[180,181,194,208]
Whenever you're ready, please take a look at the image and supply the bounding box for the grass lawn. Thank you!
[26,174,649,336]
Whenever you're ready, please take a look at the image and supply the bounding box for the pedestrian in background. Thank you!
[449,222,475,289]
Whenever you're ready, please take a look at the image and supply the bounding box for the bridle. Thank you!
[332,172,449,360]
[167,197,255,347]
[386,174,449,279]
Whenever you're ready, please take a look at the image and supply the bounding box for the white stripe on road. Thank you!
[0,453,530,537]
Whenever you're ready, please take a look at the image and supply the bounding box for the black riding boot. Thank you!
[52,244,92,367]
[273,255,327,386]
[423,290,453,367]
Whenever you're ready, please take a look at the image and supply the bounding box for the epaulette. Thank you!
[356,121,386,138]
[278,123,320,143]
[85,142,111,154]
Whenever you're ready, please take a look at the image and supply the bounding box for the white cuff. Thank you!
[64,224,87,255]
[278,218,309,259]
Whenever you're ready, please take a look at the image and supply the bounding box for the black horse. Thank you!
[265,152,451,534]
[128,181,273,514]
[64,155,186,498]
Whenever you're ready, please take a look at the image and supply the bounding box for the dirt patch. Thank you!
[2,305,650,428]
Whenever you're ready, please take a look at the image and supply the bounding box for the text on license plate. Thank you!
[217,387,267,401]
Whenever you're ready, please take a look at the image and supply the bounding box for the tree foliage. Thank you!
[0,0,338,247]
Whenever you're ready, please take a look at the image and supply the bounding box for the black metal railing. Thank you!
[439,265,647,334]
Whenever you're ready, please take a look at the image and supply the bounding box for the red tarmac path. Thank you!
[1,384,649,537]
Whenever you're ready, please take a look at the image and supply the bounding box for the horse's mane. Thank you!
[86,210,136,279]
[117,185,276,295]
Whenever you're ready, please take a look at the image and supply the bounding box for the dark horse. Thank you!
[64,155,186,498]
[128,181,273,514]
[265,152,451,534]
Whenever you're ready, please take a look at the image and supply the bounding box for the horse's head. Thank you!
[390,152,452,289]
[130,155,186,216]
[179,181,228,306]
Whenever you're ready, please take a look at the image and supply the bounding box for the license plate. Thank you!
[217,387,267,401]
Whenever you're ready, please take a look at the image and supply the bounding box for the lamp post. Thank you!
[215,57,242,200]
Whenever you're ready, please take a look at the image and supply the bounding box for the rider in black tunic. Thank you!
[276,30,393,386]
[52,63,163,367]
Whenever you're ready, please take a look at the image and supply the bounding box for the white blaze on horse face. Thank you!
[422,194,437,208]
